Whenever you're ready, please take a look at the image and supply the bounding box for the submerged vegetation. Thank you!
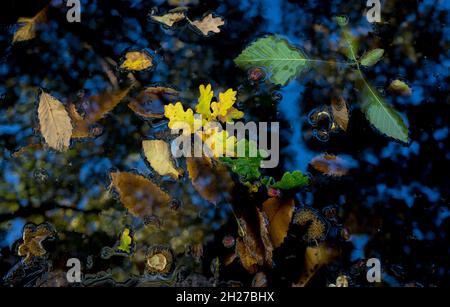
[0,0,449,287]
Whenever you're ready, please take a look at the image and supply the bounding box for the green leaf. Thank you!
[220,140,264,182]
[117,228,132,253]
[341,29,359,61]
[271,171,309,190]
[360,82,409,143]
[388,79,412,96]
[234,35,309,86]
[360,49,384,67]
[334,15,349,27]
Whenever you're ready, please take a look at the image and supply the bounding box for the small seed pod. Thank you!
[145,245,174,275]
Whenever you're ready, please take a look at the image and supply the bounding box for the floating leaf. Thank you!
[388,79,412,96]
[38,91,73,151]
[110,172,171,219]
[117,228,132,254]
[13,7,47,43]
[12,144,43,158]
[271,171,309,190]
[120,51,153,71]
[129,86,179,119]
[334,15,349,26]
[359,48,384,67]
[195,84,213,119]
[142,139,181,179]
[235,216,265,274]
[360,82,409,143]
[220,140,264,182]
[186,157,234,205]
[293,207,329,243]
[164,102,197,134]
[331,97,349,131]
[18,223,56,264]
[210,88,244,123]
[190,13,224,36]
[69,86,132,138]
[293,245,334,287]
[151,12,185,27]
[262,197,295,248]
[340,29,359,61]
[309,153,351,177]
[257,209,274,266]
[234,35,310,86]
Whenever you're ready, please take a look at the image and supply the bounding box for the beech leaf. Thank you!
[262,197,295,248]
[38,91,73,151]
[142,139,181,179]
[13,7,47,43]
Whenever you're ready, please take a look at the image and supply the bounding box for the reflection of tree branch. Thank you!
[0,201,101,223]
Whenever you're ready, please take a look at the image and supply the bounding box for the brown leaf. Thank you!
[262,197,295,248]
[38,91,73,151]
[142,139,181,179]
[110,172,171,219]
[309,153,350,177]
[331,97,348,131]
[292,245,335,287]
[128,87,179,119]
[69,86,132,138]
[252,271,268,287]
[12,144,43,158]
[120,51,153,71]
[190,14,224,36]
[13,6,47,43]
[151,12,186,27]
[235,215,265,274]
[18,223,56,264]
[257,209,273,266]
[186,157,234,205]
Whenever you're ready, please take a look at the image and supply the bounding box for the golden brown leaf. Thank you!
[38,91,73,151]
[235,215,266,274]
[69,86,132,138]
[257,209,273,266]
[292,245,336,287]
[309,153,350,177]
[262,197,295,248]
[120,51,153,71]
[252,271,268,287]
[110,172,171,219]
[18,223,56,264]
[190,14,224,36]
[142,139,181,179]
[186,157,234,205]
[128,86,179,119]
[331,97,349,131]
[293,207,329,243]
[151,12,186,27]
[13,7,47,43]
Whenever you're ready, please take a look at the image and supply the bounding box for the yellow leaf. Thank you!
[211,88,243,123]
[190,13,224,36]
[262,197,295,248]
[142,140,181,179]
[164,102,199,135]
[293,245,336,287]
[18,223,56,264]
[117,228,132,253]
[13,7,47,43]
[195,84,213,119]
[110,172,171,219]
[38,91,73,151]
[120,51,153,71]
[203,127,236,158]
[151,12,185,27]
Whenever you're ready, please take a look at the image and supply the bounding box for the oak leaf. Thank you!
[151,12,186,27]
[190,14,224,36]
[120,51,153,71]
[13,7,47,43]
[211,88,243,123]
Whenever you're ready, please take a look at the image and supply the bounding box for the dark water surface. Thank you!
[0,0,449,287]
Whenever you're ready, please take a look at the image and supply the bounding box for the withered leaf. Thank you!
[120,51,153,71]
[190,14,224,36]
[293,245,335,287]
[151,12,186,27]
[142,139,181,179]
[12,144,43,158]
[69,86,132,138]
[186,157,234,205]
[110,172,171,219]
[262,197,295,248]
[128,87,179,119]
[236,215,265,274]
[18,223,56,264]
[13,7,47,43]
[38,91,73,151]
[257,209,273,266]
[309,153,351,177]
[331,97,349,131]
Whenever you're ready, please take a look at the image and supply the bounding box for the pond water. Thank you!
[0,0,449,287]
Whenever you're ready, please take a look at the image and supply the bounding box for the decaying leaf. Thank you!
[292,244,335,287]
[69,86,132,138]
[117,228,133,254]
[120,51,153,71]
[110,172,171,219]
[257,209,274,266]
[190,14,224,36]
[262,197,295,248]
[12,144,43,158]
[186,157,234,205]
[331,97,349,131]
[359,48,384,67]
[309,154,351,177]
[13,6,47,43]
[388,79,412,96]
[293,207,329,243]
[151,12,186,27]
[38,91,73,151]
[252,271,268,287]
[142,139,181,179]
[235,216,265,274]
[146,246,174,275]
[128,86,179,119]
[18,223,56,264]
